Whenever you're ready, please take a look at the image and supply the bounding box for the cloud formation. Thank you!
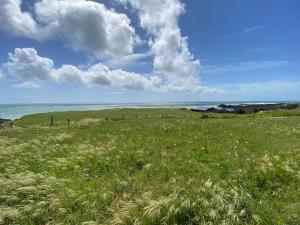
[12,81,41,89]
[0,0,137,57]
[118,0,201,91]
[4,48,216,93]
[4,48,161,91]
[5,48,55,81]
[0,0,38,37]
[0,0,208,93]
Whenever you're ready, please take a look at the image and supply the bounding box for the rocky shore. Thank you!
[190,103,300,114]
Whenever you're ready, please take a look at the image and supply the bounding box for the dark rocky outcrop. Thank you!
[189,103,300,114]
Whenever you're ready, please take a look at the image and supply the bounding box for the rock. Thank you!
[187,103,300,114]
[190,108,206,113]
[218,103,300,114]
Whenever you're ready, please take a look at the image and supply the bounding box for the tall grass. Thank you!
[0,109,299,224]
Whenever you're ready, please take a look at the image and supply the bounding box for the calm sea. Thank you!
[0,101,295,120]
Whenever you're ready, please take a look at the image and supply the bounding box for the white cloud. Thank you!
[5,48,55,81]
[0,0,38,37]
[243,25,263,33]
[117,0,201,91]
[0,0,211,93]
[4,48,161,91]
[35,0,138,56]
[3,48,216,93]
[201,60,288,73]
[12,81,41,89]
[118,0,184,34]
[0,0,138,57]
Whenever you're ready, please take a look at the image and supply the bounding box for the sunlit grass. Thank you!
[0,108,299,224]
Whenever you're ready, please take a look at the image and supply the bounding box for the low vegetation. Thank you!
[0,108,299,224]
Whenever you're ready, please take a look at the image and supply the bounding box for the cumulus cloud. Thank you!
[0,0,38,37]
[0,0,209,93]
[117,0,201,91]
[12,81,41,89]
[118,0,184,34]
[5,48,55,81]
[0,0,138,57]
[4,48,161,91]
[3,48,216,93]
[55,63,162,90]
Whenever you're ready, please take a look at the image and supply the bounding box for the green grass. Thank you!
[0,108,299,224]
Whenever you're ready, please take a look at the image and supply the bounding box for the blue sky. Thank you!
[0,0,299,103]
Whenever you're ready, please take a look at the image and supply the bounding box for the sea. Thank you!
[0,101,297,120]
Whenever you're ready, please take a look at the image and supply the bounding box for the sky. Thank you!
[0,0,299,103]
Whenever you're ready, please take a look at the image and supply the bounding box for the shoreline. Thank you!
[0,106,179,121]
[1,102,300,122]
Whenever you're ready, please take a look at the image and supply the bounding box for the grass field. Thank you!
[0,108,299,225]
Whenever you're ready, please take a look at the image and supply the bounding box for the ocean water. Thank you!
[0,101,294,120]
